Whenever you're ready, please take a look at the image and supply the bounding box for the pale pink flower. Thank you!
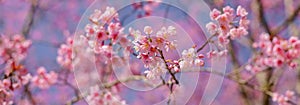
[194,59,205,66]
[144,26,153,35]
[223,6,235,16]
[239,18,250,28]
[31,67,58,89]
[272,90,295,105]
[86,86,126,105]
[229,27,248,39]
[210,9,221,20]
[179,48,205,70]
[236,5,248,17]
[206,22,218,34]
[57,37,73,70]
[89,9,102,23]
[145,59,167,79]
[167,26,176,36]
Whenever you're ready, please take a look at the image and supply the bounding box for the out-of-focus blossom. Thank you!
[272,90,295,105]
[86,86,126,105]
[246,34,300,73]
[57,37,73,70]
[236,5,248,17]
[206,5,250,46]
[144,26,153,35]
[89,7,118,24]
[206,22,218,35]
[144,59,167,79]
[31,67,58,89]
[179,48,205,71]
[229,27,248,40]
[210,9,221,20]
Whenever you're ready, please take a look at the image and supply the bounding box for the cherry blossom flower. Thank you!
[229,27,248,39]
[206,5,250,45]
[0,80,13,105]
[57,37,73,70]
[206,22,218,35]
[144,59,167,79]
[246,34,300,73]
[31,67,58,89]
[130,26,178,79]
[210,9,221,20]
[86,86,126,105]
[89,7,118,24]
[144,26,153,35]
[236,5,248,17]
[179,48,205,71]
[272,90,295,105]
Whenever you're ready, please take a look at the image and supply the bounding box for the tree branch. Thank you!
[256,0,272,36]
[22,0,38,38]
[272,5,300,35]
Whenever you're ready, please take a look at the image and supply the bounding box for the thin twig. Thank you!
[272,5,300,35]
[196,34,216,53]
[22,0,38,38]
[24,84,37,105]
[256,0,272,35]
[158,49,179,84]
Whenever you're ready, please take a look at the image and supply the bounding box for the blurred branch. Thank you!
[272,5,300,35]
[229,42,252,105]
[65,75,146,105]
[24,83,37,105]
[255,0,272,36]
[22,0,38,38]
[196,34,216,53]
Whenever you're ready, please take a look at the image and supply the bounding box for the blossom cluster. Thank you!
[57,37,73,70]
[246,34,300,73]
[272,90,295,105]
[179,48,205,71]
[86,86,126,105]
[82,7,132,60]
[0,34,32,104]
[206,5,250,45]
[130,26,177,79]
[31,67,58,89]
[0,35,31,75]
[131,0,161,17]
[82,7,130,104]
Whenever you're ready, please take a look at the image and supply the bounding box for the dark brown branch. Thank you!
[196,34,216,53]
[158,49,179,84]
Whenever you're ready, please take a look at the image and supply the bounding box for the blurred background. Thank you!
[1,0,300,105]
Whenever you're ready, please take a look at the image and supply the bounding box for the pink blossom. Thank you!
[179,48,205,70]
[57,37,73,70]
[31,67,58,89]
[239,17,250,28]
[229,27,248,39]
[272,90,295,105]
[206,22,218,34]
[144,26,153,35]
[210,9,221,20]
[207,5,249,45]
[248,34,300,72]
[236,5,248,17]
[223,6,235,16]
[86,86,126,105]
